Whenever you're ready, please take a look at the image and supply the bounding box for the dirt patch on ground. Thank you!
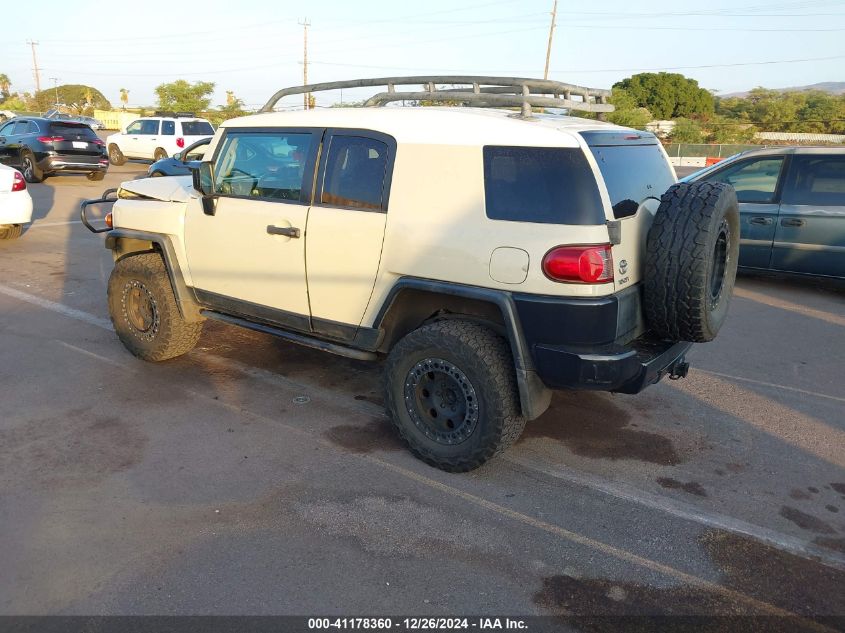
[656,478,708,497]
[323,418,403,454]
[520,392,681,465]
[779,506,837,535]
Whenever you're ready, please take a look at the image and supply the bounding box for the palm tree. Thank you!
[0,74,11,102]
[119,88,129,110]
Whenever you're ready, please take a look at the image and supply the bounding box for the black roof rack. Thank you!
[260,76,614,117]
[153,111,197,118]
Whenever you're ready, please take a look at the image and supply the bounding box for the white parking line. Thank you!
[695,368,845,404]
[3,282,844,574]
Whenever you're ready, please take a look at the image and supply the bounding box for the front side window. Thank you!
[483,146,605,224]
[704,157,784,203]
[782,156,845,206]
[126,120,142,134]
[161,121,176,135]
[0,121,15,136]
[213,131,314,201]
[320,135,389,211]
[140,120,160,135]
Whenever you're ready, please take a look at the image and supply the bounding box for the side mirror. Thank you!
[193,161,217,216]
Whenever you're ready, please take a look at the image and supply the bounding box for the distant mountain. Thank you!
[719,82,845,98]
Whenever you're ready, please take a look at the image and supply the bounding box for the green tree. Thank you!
[669,118,704,143]
[31,84,110,112]
[155,80,215,112]
[614,72,714,119]
[0,74,11,102]
[606,87,653,129]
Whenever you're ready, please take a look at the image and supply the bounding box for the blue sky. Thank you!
[2,0,844,110]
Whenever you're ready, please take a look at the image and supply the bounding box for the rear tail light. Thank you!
[37,136,65,143]
[542,244,614,284]
[176,137,185,148]
[92,138,105,146]
[12,170,26,192]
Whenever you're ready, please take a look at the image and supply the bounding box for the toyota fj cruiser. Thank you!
[82,77,739,472]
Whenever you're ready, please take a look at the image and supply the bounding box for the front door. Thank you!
[0,120,15,165]
[184,127,321,327]
[772,154,845,277]
[703,155,786,269]
[306,129,395,338]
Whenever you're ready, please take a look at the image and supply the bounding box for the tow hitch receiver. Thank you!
[669,360,690,380]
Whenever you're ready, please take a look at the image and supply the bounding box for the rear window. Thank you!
[482,146,604,225]
[583,133,675,219]
[49,122,98,138]
[782,155,845,206]
[181,121,214,136]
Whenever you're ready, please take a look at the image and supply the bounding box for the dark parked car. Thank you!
[0,117,108,182]
[684,147,845,279]
[147,136,211,177]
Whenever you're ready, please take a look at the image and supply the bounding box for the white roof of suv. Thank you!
[221,107,628,147]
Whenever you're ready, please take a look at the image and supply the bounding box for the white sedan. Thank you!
[0,163,33,240]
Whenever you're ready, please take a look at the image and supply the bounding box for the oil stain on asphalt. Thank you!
[520,392,681,465]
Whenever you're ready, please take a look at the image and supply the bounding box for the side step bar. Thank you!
[202,310,378,362]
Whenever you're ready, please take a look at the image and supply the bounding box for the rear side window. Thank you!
[588,142,676,218]
[181,121,214,136]
[49,122,98,138]
[483,146,604,225]
[161,121,175,135]
[321,135,389,211]
[782,156,845,206]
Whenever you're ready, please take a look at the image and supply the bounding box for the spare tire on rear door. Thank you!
[644,181,739,343]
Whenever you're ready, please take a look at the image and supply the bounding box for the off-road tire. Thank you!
[87,171,105,181]
[384,320,526,472]
[153,148,167,161]
[644,181,740,342]
[108,144,126,166]
[107,252,203,361]
[0,225,23,240]
[21,151,44,183]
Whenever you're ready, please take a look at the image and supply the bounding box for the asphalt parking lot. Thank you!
[1,161,844,627]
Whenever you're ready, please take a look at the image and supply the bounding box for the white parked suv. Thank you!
[107,113,214,164]
[82,77,739,472]
[0,164,33,240]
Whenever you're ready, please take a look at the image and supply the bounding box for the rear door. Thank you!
[306,129,394,338]
[700,155,786,269]
[772,154,845,277]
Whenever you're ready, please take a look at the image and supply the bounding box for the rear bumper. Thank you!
[513,285,693,394]
[39,154,109,173]
[532,338,692,394]
[0,191,33,225]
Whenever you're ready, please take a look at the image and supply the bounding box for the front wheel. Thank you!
[384,320,525,472]
[153,148,167,161]
[0,225,23,240]
[107,252,203,361]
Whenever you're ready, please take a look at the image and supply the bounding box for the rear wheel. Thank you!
[21,151,44,183]
[0,225,23,240]
[87,171,105,181]
[107,252,203,361]
[150,171,164,177]
[384,320,525,472]
[108,144,126,166]
[153,148,167,161]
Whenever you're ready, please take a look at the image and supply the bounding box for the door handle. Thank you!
[267,225,301,238]
[749,217,773,225]
[781,218,805,227]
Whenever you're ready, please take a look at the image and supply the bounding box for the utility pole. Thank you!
[27,39,41,93]
[50,77,60,107]
[298,18,311,110]
[543,0,558,81]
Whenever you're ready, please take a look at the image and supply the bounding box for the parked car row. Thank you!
[45,109,106,130]
[684,147,845,279]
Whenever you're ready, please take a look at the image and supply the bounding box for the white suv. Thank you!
[82,77,739,472]
[107,114,214,164]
